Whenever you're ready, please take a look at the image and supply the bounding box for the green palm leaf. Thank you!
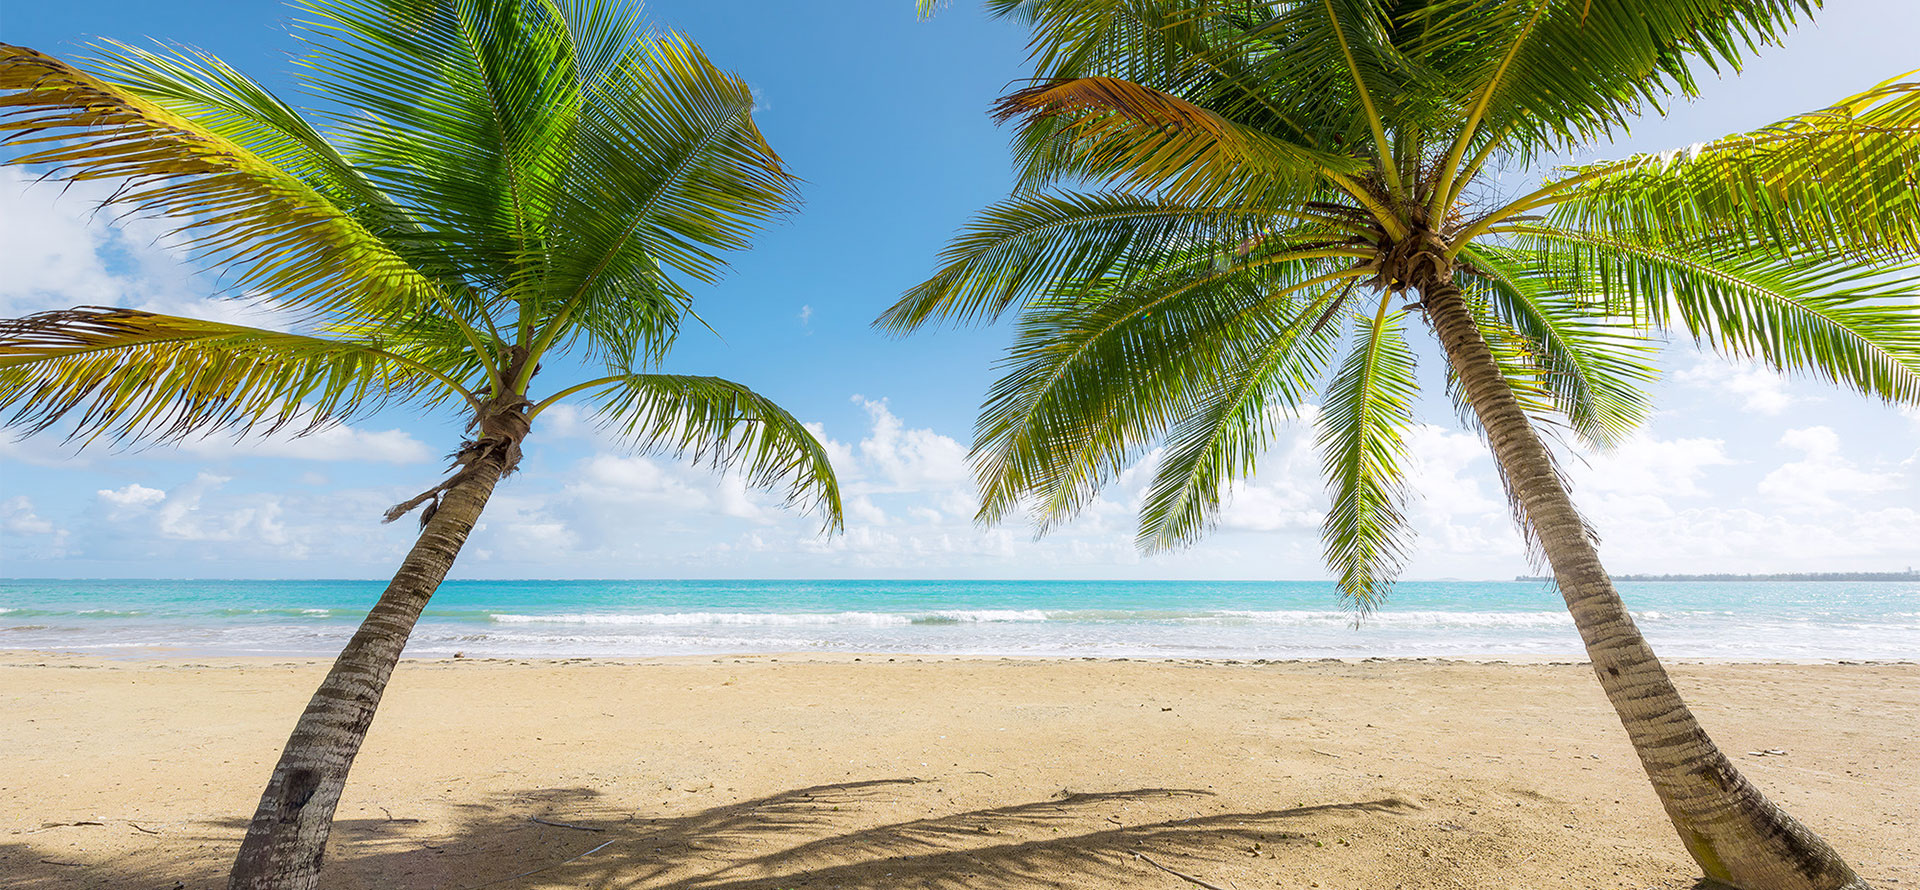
[1516,227,1920,404]
[1536,77,1920,259]
[1316,307,1418,610]
[993,74,1360,204]
[89,39,415,237]
[973,251,1367,529]
[0,307,473,444]
[1439,0,1812,170]
[881,190,1364,332]
[1136,279,1350,550]
[0,43,445,324]
[564,373,843,531]
[534,31,796,355]
[297,0,582,295]
[1456,243,1659,447]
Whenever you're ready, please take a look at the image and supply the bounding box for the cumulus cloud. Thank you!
[150,473,294,548]
[171,423,434,464]
[11,380,1917,578]
[1566,433,1733,499]
[851,396,970,491]
[1,495,56,535]
[1757,426,1897,509]
[1676,358,1796,415]
[0,167,292,330]
[98,483,168,519]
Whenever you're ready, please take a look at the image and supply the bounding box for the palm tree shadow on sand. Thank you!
[4,781,1421,889]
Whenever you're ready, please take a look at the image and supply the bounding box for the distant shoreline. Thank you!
[1515,571,1920,582]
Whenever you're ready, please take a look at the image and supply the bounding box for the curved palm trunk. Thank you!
[1416,273,1865,890]
[226,452,508,890]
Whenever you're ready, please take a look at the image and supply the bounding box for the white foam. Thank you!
[490,611,916,627]
[920,609,1053,623]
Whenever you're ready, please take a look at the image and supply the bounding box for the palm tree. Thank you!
[883,2,1918,888]
[0,2,841,888]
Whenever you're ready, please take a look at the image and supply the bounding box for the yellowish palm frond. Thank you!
[0,307,476,445]
[0,44,443,324]
[994,75,1358,205]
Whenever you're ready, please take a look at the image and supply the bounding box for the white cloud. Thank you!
[1566,433,1732,499]
[1,495,56,535]
[98,483,168,519]
[851,396,970,491]
[569,454,706,506]
[1677,358,1796,415]
[0,166,297,326]
[150,473,294,549]
[534,403,600,440]
[0,168,147,312]
[0,434,94,468]
[847,495,889,526]
[12,381,1917,578]
[1217,431,1322,534]
[172,423,434,464]
[1756,426,1896,509]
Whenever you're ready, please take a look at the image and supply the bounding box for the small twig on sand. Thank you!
[459,838,617,890]
[1134,852,1236,890]
[1310,749,1342,758]
[529,817,605,832]
[39,859,86,867]
[29,821,106,833]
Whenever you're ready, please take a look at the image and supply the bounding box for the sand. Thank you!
[1,653,1914,889]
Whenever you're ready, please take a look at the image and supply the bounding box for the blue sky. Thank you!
[2,1,1917,580]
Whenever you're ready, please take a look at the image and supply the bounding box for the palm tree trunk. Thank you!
[226,453,507,890]
[1416,272,1866,890]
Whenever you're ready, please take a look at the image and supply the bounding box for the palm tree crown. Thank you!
[886,0,1917,602]
[0,1,841,526]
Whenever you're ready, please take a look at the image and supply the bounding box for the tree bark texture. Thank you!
[226,453,507,890]
[1416,272,1866,890]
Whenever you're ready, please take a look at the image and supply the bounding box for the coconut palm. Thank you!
[0,2,841,888]
[884,2,1918,888]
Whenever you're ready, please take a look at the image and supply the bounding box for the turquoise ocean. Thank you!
[2,578,1916,661]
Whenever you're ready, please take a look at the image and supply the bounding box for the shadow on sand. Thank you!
[4,780,1420,889]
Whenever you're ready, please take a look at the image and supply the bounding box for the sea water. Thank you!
[0,578,1914,661]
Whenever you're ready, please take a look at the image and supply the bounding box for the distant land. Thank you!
[1515,571,1920,582]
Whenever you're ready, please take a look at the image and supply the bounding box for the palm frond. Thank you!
[1537,77,1920,259]
[972,252,1366,530]
[1515,227,1920,405]
[1441,0,1814,174]
[572,373,842,531]
[882,190,1360,332]
[89,39,416,237]
[1316,306,1418,611]
[535,31,795,348]
[1135,278,1350,551]
[0,43,444,323]
[1456,243,1659,447]
[296,0,582,297]
[0,307,474,445]
[993,74,1359,205]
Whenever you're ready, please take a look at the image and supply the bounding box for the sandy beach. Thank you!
[2,653,1914,889]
